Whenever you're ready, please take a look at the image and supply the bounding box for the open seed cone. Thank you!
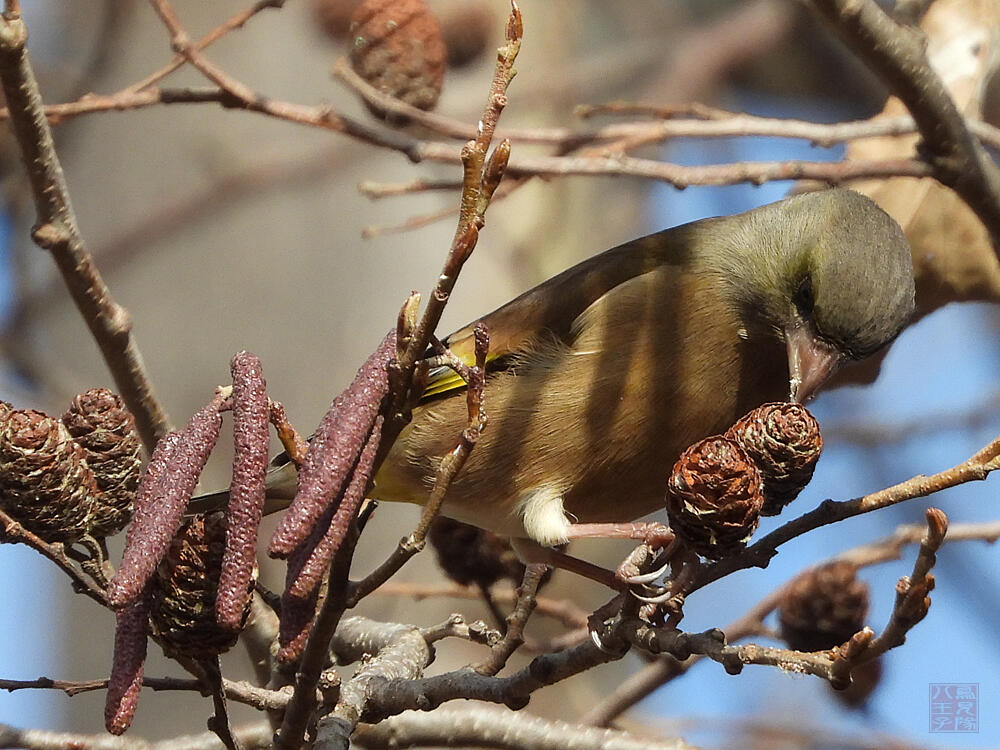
[727,402,823,515]
[149,513,256,660]
[0,407,96,541]
[63,388,142,538]
[665,436,764,560]
[778,561,869,652]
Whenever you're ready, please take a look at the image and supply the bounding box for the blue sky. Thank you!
[643,94,1000,748]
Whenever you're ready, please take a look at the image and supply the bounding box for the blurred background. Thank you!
[0,1,998,747]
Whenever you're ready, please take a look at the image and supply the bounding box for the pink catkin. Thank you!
[284,416,383,600]
[108,403,223,610]
[107,431,181,608]
[216,352,269,631]
[105,591,151,734]
[276,588,319,664]
[268,331,394,558]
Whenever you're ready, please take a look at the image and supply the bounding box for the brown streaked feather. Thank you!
[374,263,787,538]
[438,223,707,373]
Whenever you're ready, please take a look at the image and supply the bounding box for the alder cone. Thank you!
[349,0,446,117]
[149,513,256,660]
[429,516,525,589]
[727,402,822,516]
[312,0,362,40]
[63,388,142,538]
[429,516,558,594]
[0,406,96,541]
[665,436,764,560]
[778,561,869,652]
[835,657,883,707]
[434,0,494,68]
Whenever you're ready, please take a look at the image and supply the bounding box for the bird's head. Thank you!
[715,189,915,402]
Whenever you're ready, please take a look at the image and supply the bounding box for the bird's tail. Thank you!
[185,488,231,516]
[185,459,299,517]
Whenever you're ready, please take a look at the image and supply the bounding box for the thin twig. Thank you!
[695,434,1000,590]
[12,78,1000,155]
[473,563,547,676]
[201,659,242,750]
[0,509,108,606]
[0,8,170,452]
[125,0,286,95]
[346,379,487,604]
[583,515,1000,726]
[367,581,590,630]
[855,509,946,661]
[809,0,1000,247]
[336,56,1000,153]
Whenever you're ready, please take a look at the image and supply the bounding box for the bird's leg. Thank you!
[620,537,681,584]
[563,521,678,588]
[511,523,677,591]
[562,521,674,548]
[510,537,625,590]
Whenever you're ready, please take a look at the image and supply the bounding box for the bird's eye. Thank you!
[793,276,814,316]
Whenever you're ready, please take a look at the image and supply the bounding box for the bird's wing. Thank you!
[422,225,700,399]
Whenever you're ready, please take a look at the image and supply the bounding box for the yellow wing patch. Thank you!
[421,367,469,399]
[420,350,508,400]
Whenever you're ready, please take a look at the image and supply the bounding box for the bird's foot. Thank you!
[622,542,700,619]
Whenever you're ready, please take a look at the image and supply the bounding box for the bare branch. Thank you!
[0,508,108,606]
[810,0,1000,246]
[317,618,432,750]
[125,0,286,95]
[696,433,1000,590]
[0,11,170,452]
[368,581,590,630]
[353,704,696,750]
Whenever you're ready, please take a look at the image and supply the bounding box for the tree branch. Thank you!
[696,433,1000,589]
[810,0,1000,247]
[352,704,695,750]
[0,7,170,452]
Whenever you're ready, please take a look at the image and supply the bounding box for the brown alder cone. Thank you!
[0,407,96,541]
[726,402,823,516]
[429,516,526,588]
[312,0,362,40]
[778,561,870,652]
[62,388,142,537]
[835,658,883,707]
[434,0,494,68]
[349,0,446,117]
[148,513,256,660]
[665,436,764,560]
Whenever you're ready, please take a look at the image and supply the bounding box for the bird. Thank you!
[191,188,914,555]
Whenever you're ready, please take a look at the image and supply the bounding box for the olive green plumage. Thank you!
[192,189,914,549]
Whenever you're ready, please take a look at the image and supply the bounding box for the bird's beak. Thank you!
[785,324,841,403]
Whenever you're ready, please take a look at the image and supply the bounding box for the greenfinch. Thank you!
[192,189,914,549]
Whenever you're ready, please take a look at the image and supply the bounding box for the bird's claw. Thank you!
[629,582,673,604]
[621,552,673,585]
